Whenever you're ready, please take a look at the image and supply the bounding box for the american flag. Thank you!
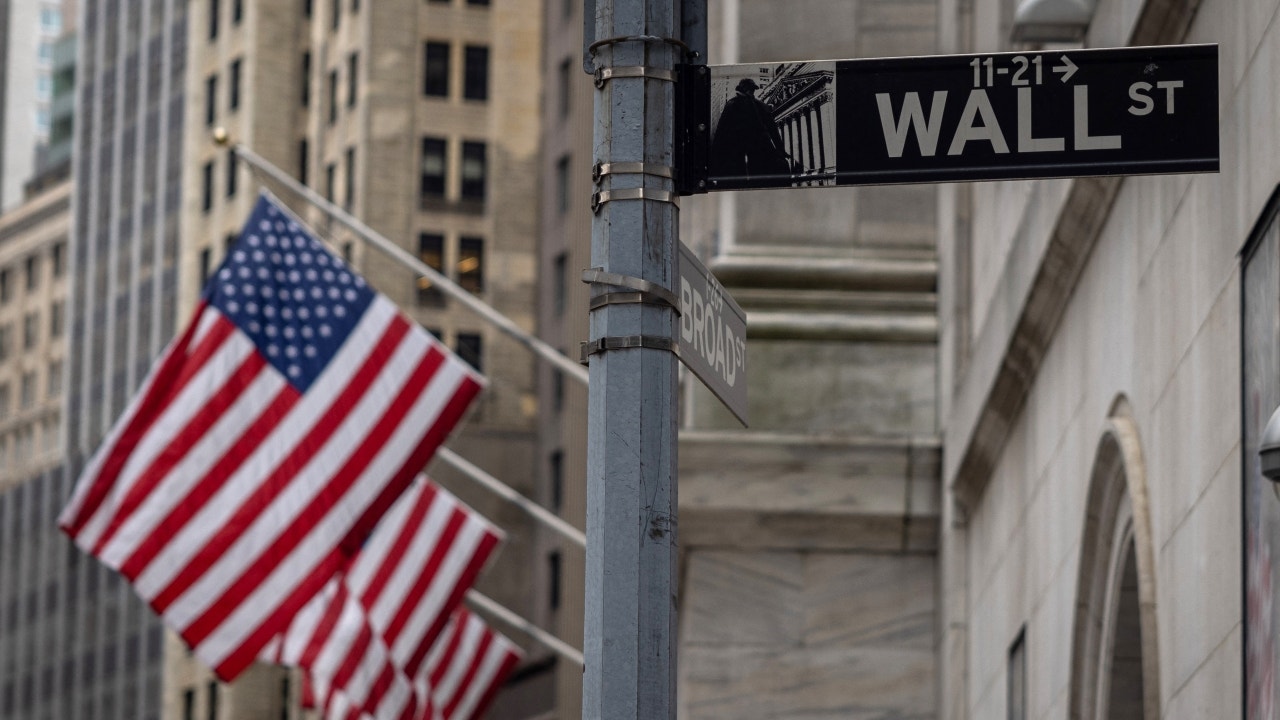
[268,478,517,720]
[423,608,523,720]
[59,193,485,681]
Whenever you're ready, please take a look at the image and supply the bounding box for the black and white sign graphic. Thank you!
[690,44,1218,190]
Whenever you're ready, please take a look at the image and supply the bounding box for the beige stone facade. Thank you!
[0,181,69,489]
[937,0,1266,718]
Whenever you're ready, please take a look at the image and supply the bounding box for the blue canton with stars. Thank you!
[205,195,375,393]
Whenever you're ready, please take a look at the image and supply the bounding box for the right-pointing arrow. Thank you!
[1053,56,1078,83]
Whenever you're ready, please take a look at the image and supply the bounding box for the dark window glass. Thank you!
[458,236,483,293]
[182,687,195,720]
[556,154,571,214]
[331,0,340,29]
[209,0,219,39]
[460,141,486,201]
[301,52,311,105]
[205,74,217,126]
[0,268,8,302]
[202,161,214,212]
[344,146,355,209]
[226,149,237,197]
[25,255,39,291]
[52,242,64,277]
[328,69,338,123]
[233,0,243,24]
[463,45,488,100]
[208,680,219,720]
[298,138,309,184]
[417,233,444,305]
[553,252,567,315]
[303,0,312,17]
[229,58,241,110]
[467,0,490,5]
[325,163,336,201]
[424,42,449,97]
[558,57,572,117]
[550,450,564,510]
[1008,628,1026,720]
[347,52,358,106]
[419,137,446,201]
[200,247,212,285]
[456,332,482,371]
[548,550,562,609]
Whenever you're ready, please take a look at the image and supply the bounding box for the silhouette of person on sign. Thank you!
[709,78,793,183]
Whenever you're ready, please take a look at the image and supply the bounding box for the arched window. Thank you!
[1069,404,1160,720]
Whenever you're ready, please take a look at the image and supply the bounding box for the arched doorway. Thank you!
[1069,403,1160,720]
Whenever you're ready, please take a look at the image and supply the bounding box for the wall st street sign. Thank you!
[679,44,1219,191]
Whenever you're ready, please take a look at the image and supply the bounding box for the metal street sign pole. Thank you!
[584,0,684,717]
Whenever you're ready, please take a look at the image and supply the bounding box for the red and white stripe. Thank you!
[267,478,506,720]
[423,608,523,720]
[59,295,484,681]
[343,480,503,678]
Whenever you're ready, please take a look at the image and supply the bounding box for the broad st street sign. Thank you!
[677,242,748,426]
[678,44,1219,191]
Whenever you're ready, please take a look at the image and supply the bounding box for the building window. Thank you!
[229,58,242,110]
[20,372,35,409]
[347,52,358,107]
[301,52,311,106]
[331,0,340,29]
[303,0,313,16]
[553,252,568,315]
[0,383,8,419]
[549,450,564,511]
[460,141,486,201]
[463,45,488,101]
[328,69,338,123]
[419,137,447,202]
[182,687,195,720]
[226,149,238,196]
[458,237,483,294]
[1008,628,1026,720]
[209,0,220,40]
[417,233,444,305]
[298,138,309,184]
[208,681,219,720]
[0,324,9,361]
[52,243,64,278]
[344,147,355,210]
[547,550,562,610]
[205,74,217,126]
[556,154,571,215]
[423,42,449,97]
[47,358,61,397]
[49,301,62,338]
[467,0,490,5]
[202,161,214,212]
[0,268,8,303]
[558,57,572,117]
[456,332,482,372]
[325,163,336,202]
[200,247,213,285]
[24,255,39,292]
[23,312,38,350]
[233,0,243,24]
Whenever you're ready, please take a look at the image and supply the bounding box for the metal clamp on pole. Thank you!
[587,34,691,56]
[593,161,674,183]
[591,188,679,214]
[581,268,681,312]
[579,335,680,365]
[594,65,677,89]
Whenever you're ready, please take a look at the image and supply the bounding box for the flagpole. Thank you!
[437,448,586,549]
[466,589,585,667]
[224,136,590,387]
